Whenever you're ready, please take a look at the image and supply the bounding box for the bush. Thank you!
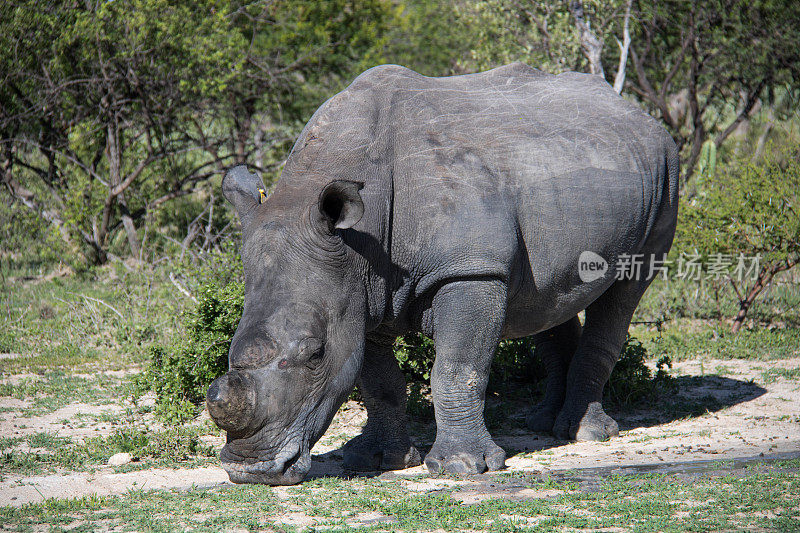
[394,334,544,393]
[605,336,674,407]
[139,248,243,424]
[397,333,670,407]
[393,334,436,383]
[674,146,800,332]
[490,337,546,390]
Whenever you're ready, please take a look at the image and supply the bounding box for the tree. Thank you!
[675,147,800,332]
[0,1,242,263]
[0,0,396,265]
[453,1,634,88]
[384,0,473,76]
[218,0,396,167]
[627,0,800,183]
[450,0,800,183]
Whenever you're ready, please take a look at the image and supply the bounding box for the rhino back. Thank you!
[278,64,678,333]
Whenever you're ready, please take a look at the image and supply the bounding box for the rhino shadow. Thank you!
[612,374,768,431]
[305,374,766,480]
[494,374,768,459]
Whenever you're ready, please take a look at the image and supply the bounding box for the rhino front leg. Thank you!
[553,279,647,441]
[342,338,421,471]
[424,279,507,475]
[526,315,581,433]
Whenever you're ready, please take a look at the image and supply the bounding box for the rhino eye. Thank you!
[299,338,324,369]
[307,348,324,368]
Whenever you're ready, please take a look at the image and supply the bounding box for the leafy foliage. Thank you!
[394,333,544,393]
[675,146,800,330]
[384,0,472,76]
[0,0,245,263]
[633,0,800,179]
[453,0,586,74]
[491,337,546,389]
[605,337,674,407]
[677,147,800,265]
[396,331,669,406]
[446,0,800,182]
[0,0,397,265]
[140,249,244,423]
[393,334,436,383]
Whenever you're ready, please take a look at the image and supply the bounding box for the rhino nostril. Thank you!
[207,371,257,434]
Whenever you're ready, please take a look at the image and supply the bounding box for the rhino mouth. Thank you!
[221,439,311,485]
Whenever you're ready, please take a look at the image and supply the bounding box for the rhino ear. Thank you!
[222,165,266,225]
[317,180,364,230]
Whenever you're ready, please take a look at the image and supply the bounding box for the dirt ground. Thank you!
[1,357,798,508]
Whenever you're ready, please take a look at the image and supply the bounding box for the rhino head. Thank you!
[207,165,367,485]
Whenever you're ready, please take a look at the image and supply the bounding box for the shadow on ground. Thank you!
[613,374,767,430]
[307,374,767,481]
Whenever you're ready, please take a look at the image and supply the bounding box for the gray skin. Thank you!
[206,62,679,485]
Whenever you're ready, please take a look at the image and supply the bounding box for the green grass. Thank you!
[69,410,127,425]
[0,436,23,450]
[0,424,219,476]
[761,366,800,384]
[26,431,71,450]
[632,273,800,362]
[1,466,797,532]
[631,319,800,362]
[0,262,189,373]
[0,342,101,374]
[635,274,800,327]
[0,372,130,416]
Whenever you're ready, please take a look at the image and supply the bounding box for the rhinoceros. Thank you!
[206,63,679,485]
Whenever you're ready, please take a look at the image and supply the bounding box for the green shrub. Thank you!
[605,336,674,407]
[139,248,243,424]
[490,337,546,390]
[394,334,545,393]
[396,333,668,407]
[393,334,436,383]
[674,146,800,332]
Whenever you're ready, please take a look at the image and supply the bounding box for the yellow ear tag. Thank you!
[258,188,267,204]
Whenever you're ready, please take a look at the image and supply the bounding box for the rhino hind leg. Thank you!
[553,278,650,442]
[342,339,421,471]
[424,279,507,475]
[525,315,582,433]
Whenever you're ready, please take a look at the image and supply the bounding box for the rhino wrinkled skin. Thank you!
[206,63,679,485]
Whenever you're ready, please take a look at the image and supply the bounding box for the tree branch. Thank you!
[714,78,767,147]
[612,0,633,94]
[629,47,677,129]
[569,1,605,78]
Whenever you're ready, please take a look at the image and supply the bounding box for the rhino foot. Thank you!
[553,401,619,442]
[424,437,506,475]
[525,402,560,433]
[342,434,421,471]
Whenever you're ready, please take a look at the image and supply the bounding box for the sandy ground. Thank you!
[0,357,798,507]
